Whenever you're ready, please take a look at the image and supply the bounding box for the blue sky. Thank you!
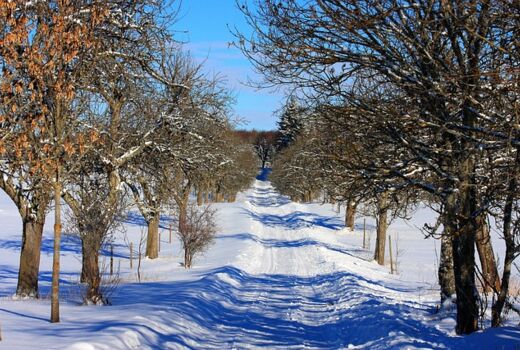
[174,0,283,130]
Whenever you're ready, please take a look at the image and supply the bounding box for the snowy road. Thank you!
[2,173,520,349]
[211,178,445,349]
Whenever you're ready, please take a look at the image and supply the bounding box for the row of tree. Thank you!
[0,0,257,322]
[236,0,520,334]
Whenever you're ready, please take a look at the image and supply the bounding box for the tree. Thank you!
[177,203,217,268]
[271,131,323,203]
[72,0,176,263]
[0,0,110,322]
[0,162,51,297]
[121,51,234,258]
[253,131,277,168]
[234,129,278,170]
[236,0,518,334]
[63,150,127,305]
[276,97,305,151]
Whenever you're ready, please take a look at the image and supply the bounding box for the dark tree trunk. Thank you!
[374,192,388,265]
[145,214,159,259]
[449,181,479,334]
[345,200,356,230]
[83,245,102,304]
[16,218,44,298]
[197,191,203,206]
[80,228,104,304]
[452,225,478,334]
[178,204,187,235]
[438,233,456,305]
[475,213,500,292]
[184,248,192,268]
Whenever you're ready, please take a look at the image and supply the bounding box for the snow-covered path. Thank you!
[211,178,445,349]
[2,173,520,349]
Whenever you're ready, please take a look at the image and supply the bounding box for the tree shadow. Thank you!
[244,209,344,231]
[247,190,291,207]
[218,232,370,261]
[22,265,485,349]
[256,168,272,181]
[0,234,84,256]
[121,211,176,230]
[0,263,79,297]
[0,308,48,322]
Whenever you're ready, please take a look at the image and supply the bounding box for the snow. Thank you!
[0,171,519,348]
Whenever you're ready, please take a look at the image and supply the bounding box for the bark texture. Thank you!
[145,214,159,259]
[475,213,500,292]
[374,192,388,265]
[448,176,479,334]
[16,219,45,298]
[80,227,104,304]
[438,234,456,305]
[51,180,62,323]
[178,204,187,236]
[345,200,356,230]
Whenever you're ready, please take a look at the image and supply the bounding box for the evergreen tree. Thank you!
[277,97,304,150]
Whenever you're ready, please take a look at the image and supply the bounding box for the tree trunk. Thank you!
[184,248,192,268]
[197,191,203,206]
[345,200,356,230]
[81,229,104,305]
[449,181,479,334]
[16,218,44,298]
[374,192,388,265]
[83,247,102,305]
[438,234,456,305]
[51,179,62,323]
[145,214,159,259]
[452,224,478,334]
[178,204,187,235]
[475,213,500,292]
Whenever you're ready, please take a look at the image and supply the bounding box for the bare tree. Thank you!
[236,0,518,334]
[253,132,277,169]
[63,151,128,305]
[177,203,217,268]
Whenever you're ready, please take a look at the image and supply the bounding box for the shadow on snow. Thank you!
[15,265,513,349]
[0,234,127,259]
[218,232,370,261]
[256,168,272,181]
[246,189,291,207]
[121,211,176,230]
[244,209,344,231]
